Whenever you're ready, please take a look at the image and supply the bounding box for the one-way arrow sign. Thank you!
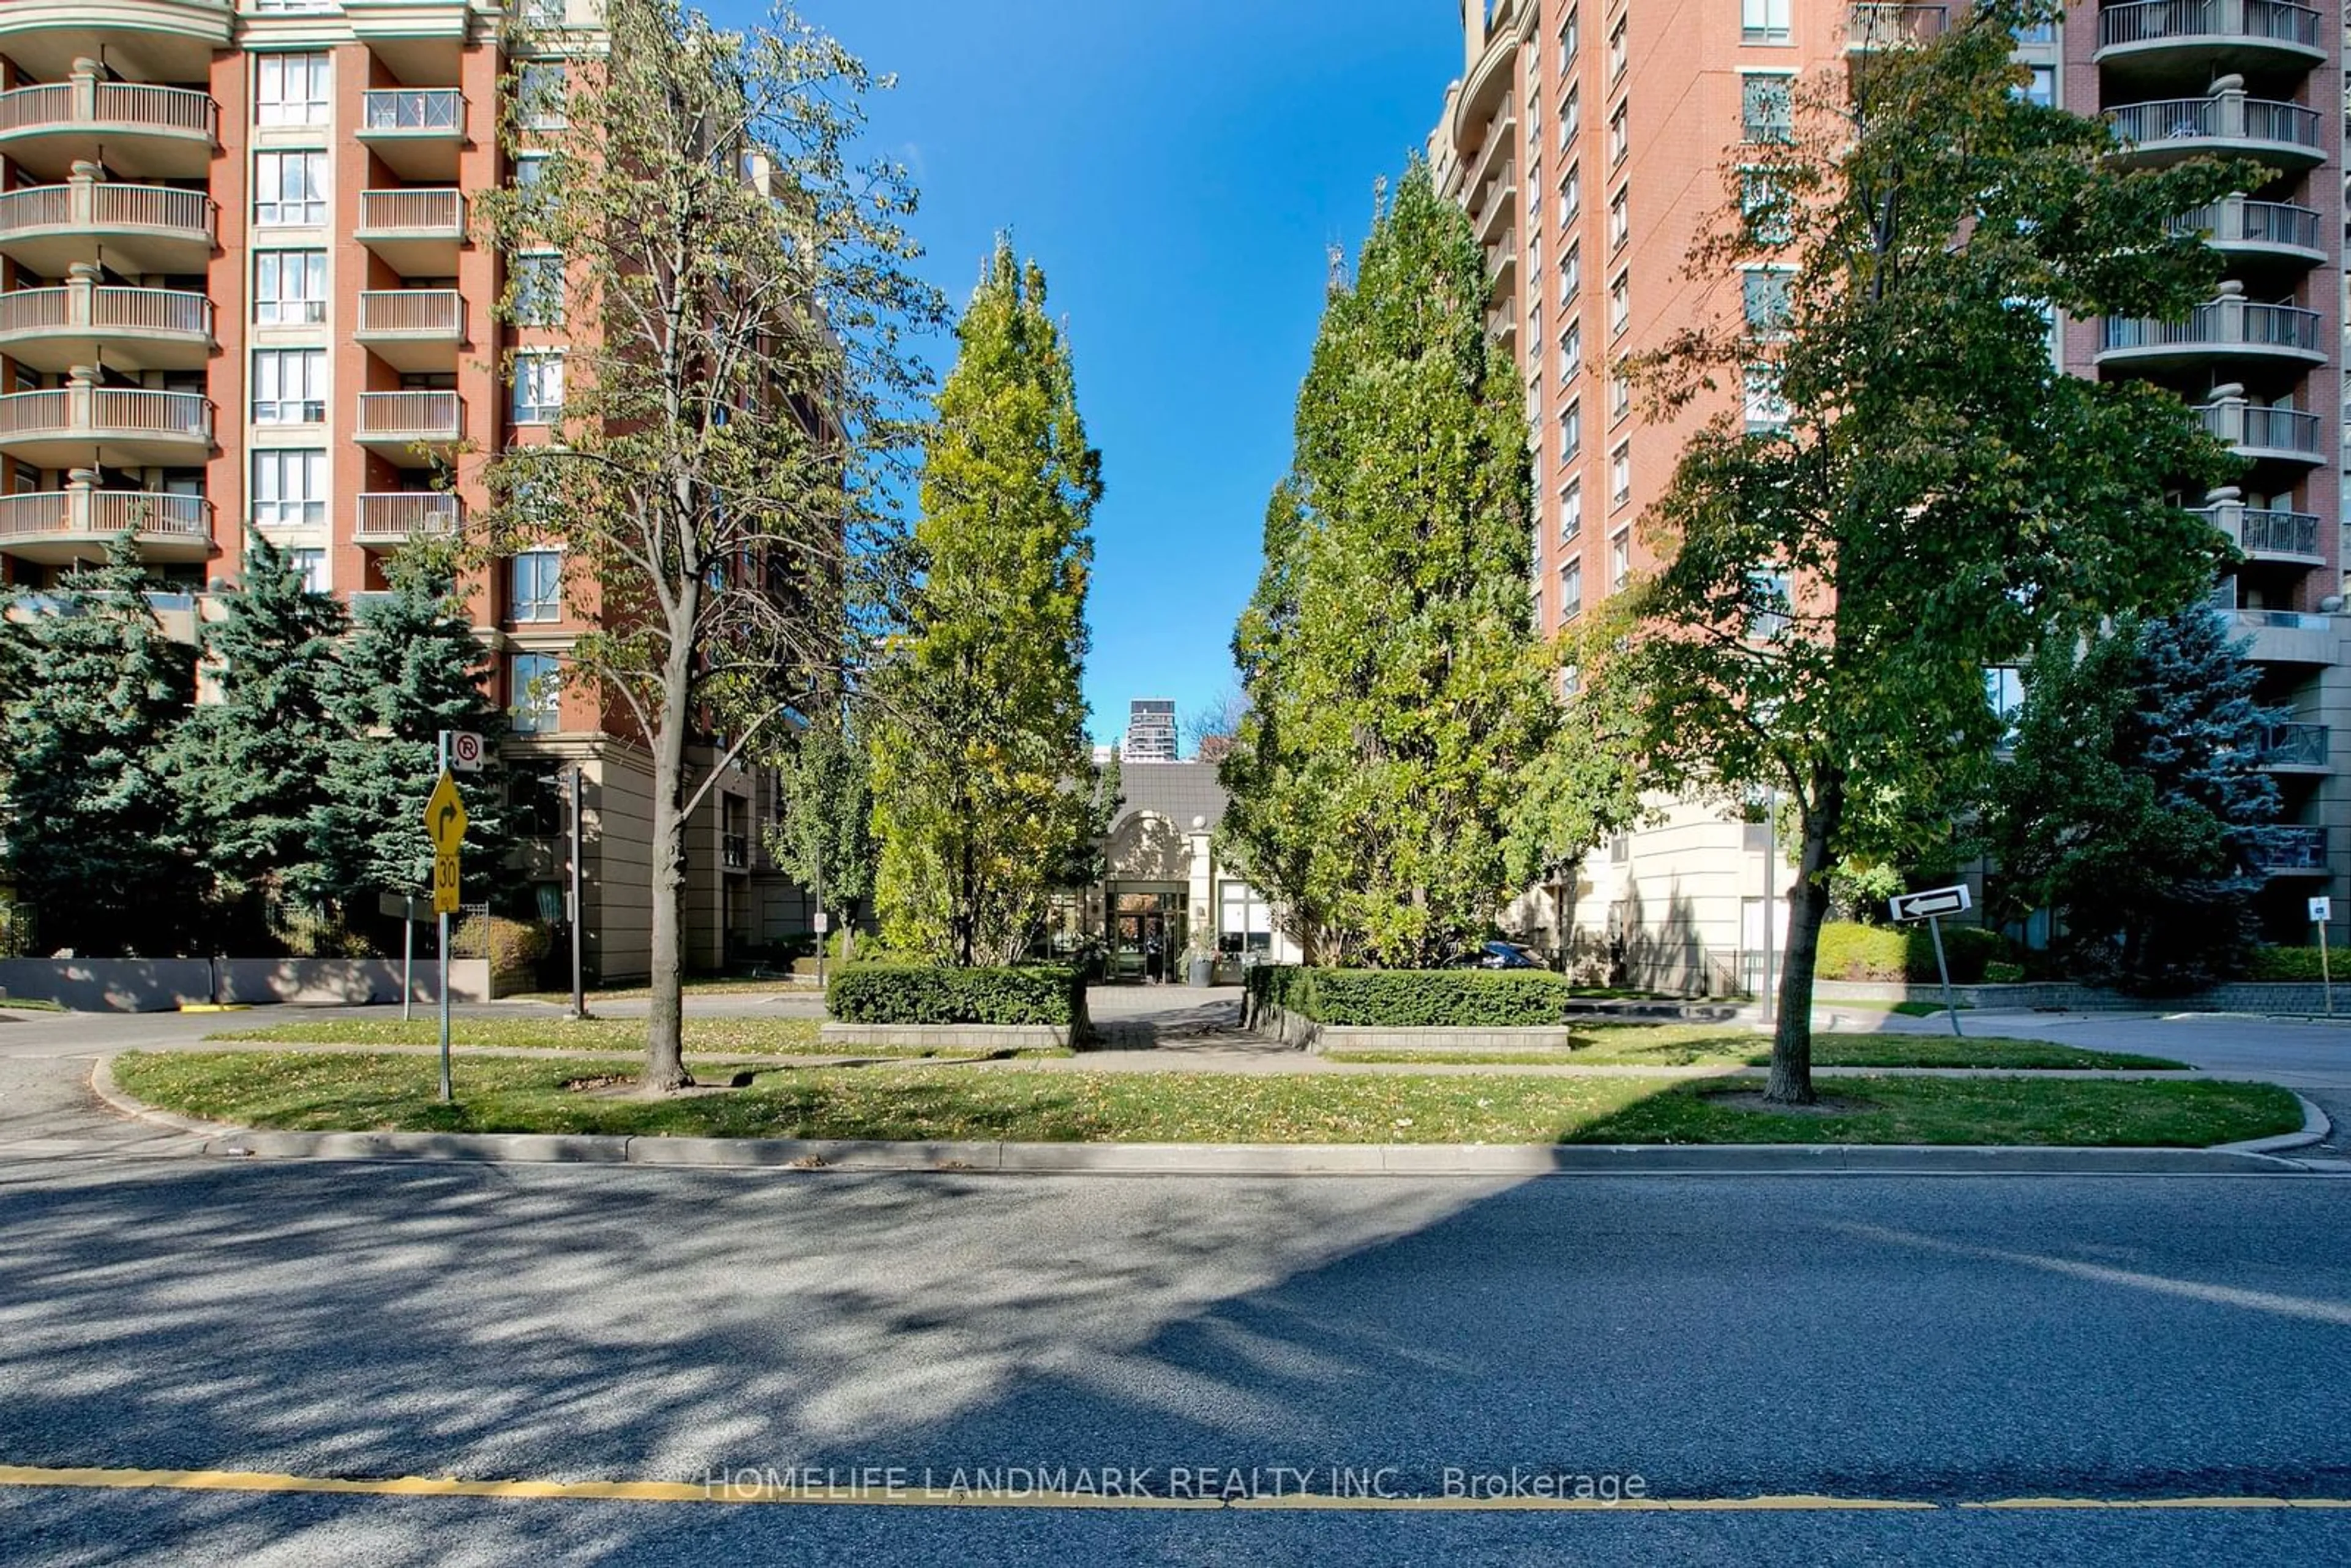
[1888,883,1970,923]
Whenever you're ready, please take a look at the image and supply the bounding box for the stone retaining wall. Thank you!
[818,1021,1073,1052]
[1251,999,1574,1053]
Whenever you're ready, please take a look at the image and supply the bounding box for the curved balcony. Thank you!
[2105,90,2323,171]
[2197,394,2325,465]
[0,179,216,275]
[2096,294,2324,372]
[0,284,213,373]
[2247,823,2328,874]
[2201,498,2324,563]
[2169,198,2325,270]
[0,78,218,179]
[0,487,212,566]
[2256,722,2330,773]
[0,385,213,468]
[0,4,233,86]
[1450,26,1517,159]
[2094,1,2325,84]
[355,492,461,550]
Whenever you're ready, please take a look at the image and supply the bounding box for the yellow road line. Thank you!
[1,1465,2346,1514]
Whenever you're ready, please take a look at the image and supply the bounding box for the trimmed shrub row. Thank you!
[2243,945,2341,982]
[1246,966,1569,1028]
[1815,920,2013,985]
[826,964,1084,1027]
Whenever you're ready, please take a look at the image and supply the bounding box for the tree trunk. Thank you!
[644,686,695,1093]
[1766,771,1844,1106]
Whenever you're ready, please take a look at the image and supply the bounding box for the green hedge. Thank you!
[1815,920,2012,985]
[2243,945,2339,981]
[826,964,1083,1027]
[1245,966,1569,1027]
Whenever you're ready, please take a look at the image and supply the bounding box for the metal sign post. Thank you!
[2311,896,2333,1017]
[568,765,587,1021]
[1889,884,1973,1038]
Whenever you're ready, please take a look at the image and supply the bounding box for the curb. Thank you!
[83,1061,2323,1178]
[2210,1093,2331,1156]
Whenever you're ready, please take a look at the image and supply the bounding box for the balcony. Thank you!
[0,383,212,468]
[355,188,465,275]
[2105,88,2324,171]
[2230,606,2334,663]
[2096,288,2324,372]
[2248,824,2327,874]
[356,391,462,463]
[1451,24,1515,157]
[0,6,234,86]
[0,176,216,274]
[357,88,466,181]
[2094,1,2325,83]
[354,492,461,549]
[1471,159,1517,247]
[1846,5,1948,51]
[2257,722,2330,772]
[1485,237,1517,304]
[1466,92,1516,204]
[0,486,212,566]
[356,289,466,371]
[0,280,212,372]
[2202,500,2325,563]
[2196,391,2325,465]
[0,75,218,179]
[2169,198,2325,271]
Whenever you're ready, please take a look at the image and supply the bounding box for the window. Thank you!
[1526,160,1542,225]
[253,151,327,227]
[251,0,334,12]
[1742,0,1791,45]
[1749,570,1793,641]
[1608,102,1628,165]
[511,351,564,424]
[1559,242,1581,305]
[1217,881,1273,956]
[1608,17,1628,80]
[1609,441,1631,506]
[1608,186,1629,249]
[1985,667,2026,735]
[1526,92,1540,142]
[2014,20,2056,45]
[1743,267,1792,334]
[1560,398,1583,463]
[1558,320,1582,383]
[511,549,562,622]
[520,0,567,23]
[255,52,331,126]
[1559,163,1581,227]
[1559,476,1583,542]
[1609,530,1631,590]
[1609,361,1630,420]
[251,348,326,424]
[1560,558,1584,622]
[1741,169,1792,244]
[514,152,552,190]
[1528,299,1542,344]
[254,250,327,324]
[2019,66,2055,108]
[1744,364,1788,432]
[288,547,328,595]
[1560,84,1580,151]
[509,653,561,733]
[1558,7,1579,70]
[518,62,568,129]
[250,448,326,529]
[512,252,565,326]
[1609,271,1630,336]
[1741,73,1792,143]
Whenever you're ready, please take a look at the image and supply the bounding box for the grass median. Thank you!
[113,1051,2297,1148]
[1321,1024,2186,1071]
[202,1016,1068,1060]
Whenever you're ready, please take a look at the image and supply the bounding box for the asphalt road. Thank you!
[2,1147,2348,1564]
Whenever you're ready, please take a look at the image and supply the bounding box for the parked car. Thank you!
[1451,941,1540,970]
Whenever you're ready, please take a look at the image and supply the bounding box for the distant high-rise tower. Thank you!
[1125,698,1178,763]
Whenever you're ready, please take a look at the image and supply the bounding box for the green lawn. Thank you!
[502,977,819,1004]
[1322,1024,2185,1071]
[0,996,67,1013]
[112,1051,2295,1149]
[200,1015,1069,1061]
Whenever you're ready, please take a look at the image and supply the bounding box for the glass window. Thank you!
[250,448,326,530]
[1561,84,1580,151]
[1749,570,1793,641]
[1609,272,1629,336]
[1609,361,1630,419]
[1610,442,1631,506]
[1608,16,1627,78]
[254,250,328,324]
[510,549,562,623]
[255,53,331,127]
[1560,241,1581,305]
[1742,0,1792,45]
[1558,320,1581,383]
[512,252,565,326]
[251,348,326,424]
[1608,102,1628,165]
[1559,163,1580,227]
[518,62,569,129]
[2020,66,2055,108]
[1741,73,1792,143]
[1608,186,1629,249]
[1744,364,1788,432]
[520,0,567,23]
[1560,398,1582,462]
[1559,476,1583,542]
[1217,880,1273,955]
[288,547,328,594]
[253,151,327,227]
[1609,530,1630,590]
[1560,558,1583,622]
[510,652,561,733]
[514,152,552,190]
[1741,169,1792,244]
[1743,268,1791,333]
[511,352,564,424]
[1559,8,1579,69]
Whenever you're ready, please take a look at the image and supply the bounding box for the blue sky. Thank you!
[769,0,1461,747]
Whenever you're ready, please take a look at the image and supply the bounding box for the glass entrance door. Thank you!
[1110,888,1186,982]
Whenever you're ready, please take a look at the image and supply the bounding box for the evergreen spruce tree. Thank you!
[868,238,1104,965]
[166,532,347,941]
[310,542,511,920]
[1219,163,1562,967]
[1989,610,2285,991]
[2,538,197,954]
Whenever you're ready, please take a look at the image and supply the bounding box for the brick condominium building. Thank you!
[0,0,814,978]
[1430,0,2349,989]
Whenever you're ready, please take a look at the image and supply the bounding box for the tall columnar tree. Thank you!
[764,702,876,960]
[165,531,347,943]
[1587,0,2246,1101]
[476,0,940,1088]
[1987,611,2284,992]
[868,239,1103,966]
[1219,164,1564,967]
[309,542,512,920]
[2,538,197,954]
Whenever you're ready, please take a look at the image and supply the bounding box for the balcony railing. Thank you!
[358,290,462,336]
[2237,508,2322,558]
[0,386,212,443]
[2106,95,2322,154]
[2197,399,2324,454]
[2248,825,2327,871]
[357,188,464,233]
[355,492,460,542]
[0,488,211,542]
[0,181,217,244]
[2101,298,2323,354]
[2258,722,2330,769]
[1847,4,1948,49]
[2098,0,2323,50]
[361,88,463,133]
[2170,199,2323,255]
[0,80,219,140]
[356,391,461,441]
